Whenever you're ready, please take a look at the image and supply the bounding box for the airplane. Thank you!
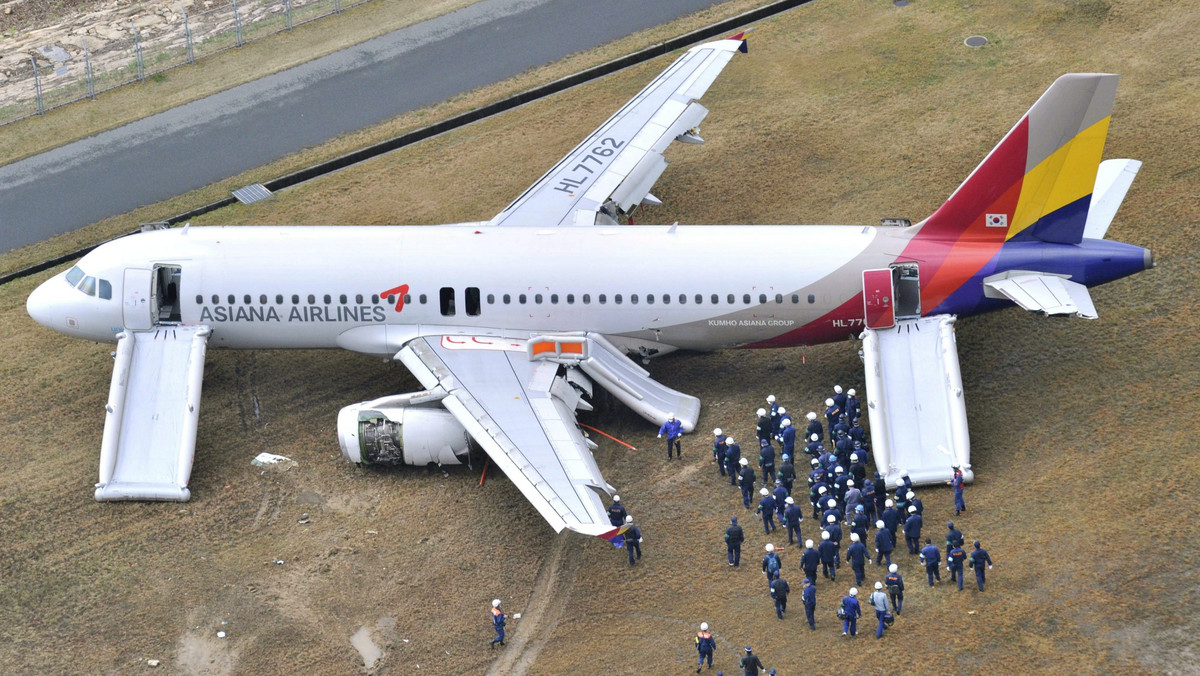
[25,31,1152,541]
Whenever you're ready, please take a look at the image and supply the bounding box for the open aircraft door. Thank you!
[862,268,895,330]
[122,268,153,330]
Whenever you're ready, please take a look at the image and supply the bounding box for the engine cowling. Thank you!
[337,403,471,466]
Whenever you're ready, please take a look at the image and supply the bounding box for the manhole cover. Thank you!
[964,35,988,47]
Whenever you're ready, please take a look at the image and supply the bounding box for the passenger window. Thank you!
[277,295,285,304]
[662,294,669,305]
[519,294,527,304]
[371,294,379,304]
[792,294,799,304]
[466,287,481,316]
[808,294,816,304]
[694,294,701,304]
[229,295,237,304]
[503,294,511,304]
[293,295,301,305]
[98,279,112,300]
[260,295,268,304]
[244,295,252,304]
[583,294,591,304]
[355,294,363,304]
[323,294,332,304]
[775,294,783,304]
[419,294,427,304]
[711,294,719,304]
[599,294,607,304]
[631,294,638,304]
[566,294,574,304]
[727,294,735,304]
[440,288,456,316]
[404,294,412,305]
[196,295,204,305]
[535,294,543,304]
[743,294,751,304]
[339,294,347,304]
[759,294,767,304]
[551,294,559,304]
[487,294,495,304]
[615,294,623,305]
[214,295,221,305]
[644,294,651,305]
[307,294,315,304]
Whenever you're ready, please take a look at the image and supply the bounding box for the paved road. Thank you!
[0,0,728,252]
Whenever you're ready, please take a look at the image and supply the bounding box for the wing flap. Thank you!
[983,270,1098,319]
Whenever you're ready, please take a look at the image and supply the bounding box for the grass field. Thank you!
[2,0,1199,673]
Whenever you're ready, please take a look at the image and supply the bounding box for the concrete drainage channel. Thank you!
[0,0,814,287]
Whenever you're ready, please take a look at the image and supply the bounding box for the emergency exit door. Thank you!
[123,268,153,330]
[862,268,895,329]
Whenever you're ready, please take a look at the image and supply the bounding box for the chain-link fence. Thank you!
[0,0,375,127]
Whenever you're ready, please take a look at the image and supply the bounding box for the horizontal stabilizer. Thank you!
[1083,159,1141,239]
[984,271,1098,319]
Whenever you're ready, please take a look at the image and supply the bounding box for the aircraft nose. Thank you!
[26,277,59,330]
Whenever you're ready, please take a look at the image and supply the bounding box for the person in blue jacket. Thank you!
[658,413,683,460]
[802,578,817,630]
[758,438,777,485]
[694,622,716,672]
[948,465,966,514]
[903,506,923,554]
[874,519,895,566]
[725,516,744,567]
[756,488,777,534]
[805,412,823,446]
[919,538,942,586]
[762,543,782,589]
[623,515,642,566]
[818,531,838,581]
[724,437,741,486]
[778,418,797,459]
[489,599,506,648]
[846,532,868,585]
[783,497,803,545]
[738,459,757,509]
[840,587,862,637]
[947,542,968,590]
[845,388,861,424]
[800,539,820,583]
[946,521,964,559]
[832,385,848,415]
[772,483,789,524]
[969,540,994,591]
[885,563,905,613]
[607,495,627,528]
[823,398,842,443]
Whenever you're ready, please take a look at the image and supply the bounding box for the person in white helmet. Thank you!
[800,539,820,583]
[694,622,715,671]
[845,387,861,425]
[762,542,782,585]
[622,514,642,566]
[886,563,905,613]
[778,416,796,459]
[607,495,627,527]
[738,457,757,509]
[818,530,837,581]
[832,385,848,416]
[766,394,780,434]
[712,428,728,477]
[756,408,772,444]
[658,412,683,460]
[869,581,891,638]
[847,531,868,585]
[840,587,862,636]
[724,436,741,486]
[904,504,923,554]
[783,496,803,545]
[489,598,506,647]
[756,487,778,534]
[823,398,842,444]
[805,411,823,445]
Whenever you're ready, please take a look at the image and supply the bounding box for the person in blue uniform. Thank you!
[607,495,627,527]
[756,488,777,534]
[783,497,803,545]
[725,517,744,567]
[823,514,843,567]
[845,388,861,424]
[805,433,824,457]
[874,519,895,566]
[832,385,848,415]
[805,412,823,447]
[850,505,869,544]
[623,515,642,565]
[818,530,838,581]
[947,542,967,590]
[846,532,867,585]
[778,418,797,460]
[756,408,773,445]
[872,472,888,518]
[758,438,777,485]
[772,483,789,525]
[869,581,891,639]
[802,578,817,630]
[840,587,861,637]
[762,543,782,587]
[766,394,780,433]
[738,458,757,509]
[969,540,993,591]
[823,399,841,444]
[907,490,923,516]
[885,563,904,613]
[919,538,941,586]
[489,599,506,647]
[712,428,727,477]
[739,646,765,675]
[903,505,923,554]
[948,465,966,514]
[945,521,964,560]
[694,622,715,672]
[778,454,796,494]
[658,413,683,460]
[725,437,741,486]
[801,539,819,583]
[881,500,901,543]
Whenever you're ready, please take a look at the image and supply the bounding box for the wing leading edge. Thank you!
[488,32,748,227]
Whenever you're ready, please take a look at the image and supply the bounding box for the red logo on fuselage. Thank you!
[378,284,410,312]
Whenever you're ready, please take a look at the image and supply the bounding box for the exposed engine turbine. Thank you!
[337,399,470,467]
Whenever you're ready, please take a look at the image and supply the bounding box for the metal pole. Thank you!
[285,0,292,31]
[31,55,45,116]
[131,22,144,82]
[231,0,243,47]
[184,10,195,64]
[83,40,95,99]
[334,0,341,15]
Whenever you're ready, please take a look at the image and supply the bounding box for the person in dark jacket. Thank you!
[874,519,895,566]
[885,563,905,613]
[805,412,823,446]
[969,540,994,591]
[800,539,819,583]
[756,488,777,534]
[948,464,966,514]
[948,542,968,591]
[758,438,777,485]
[725,517,744,567]
[761,543,782,586]
[818,531,838,581]
[783,497,803,545]
[946,521,964,559]
[738,458,757,509]
[712,428,728,477]
[903,506,923,554]
[846,532,868,586]
[778,454,796,493]
[489,599,506,647]
[739,646,765,675]
[725,437,741,486]
[770,574,791,619]
[756,408,773,445]
[623,515,642,566]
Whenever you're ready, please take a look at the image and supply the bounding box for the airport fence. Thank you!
[0,0,375,127]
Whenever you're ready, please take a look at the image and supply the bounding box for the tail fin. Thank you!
[918,73,1119,245]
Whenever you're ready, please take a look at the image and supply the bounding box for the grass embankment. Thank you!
[1,0,1198,673]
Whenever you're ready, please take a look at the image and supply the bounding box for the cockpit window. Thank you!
[66,266,84,287]
[98,279,112,300]
[79,276,97,296]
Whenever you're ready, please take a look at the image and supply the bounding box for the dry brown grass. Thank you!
[2,0,1199,673]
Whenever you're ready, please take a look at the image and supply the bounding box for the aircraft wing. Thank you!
[397,335,620,537]
[983,270,1098,319]
[487,32,748,227]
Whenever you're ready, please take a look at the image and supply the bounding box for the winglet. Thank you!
[726,28,751,53]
